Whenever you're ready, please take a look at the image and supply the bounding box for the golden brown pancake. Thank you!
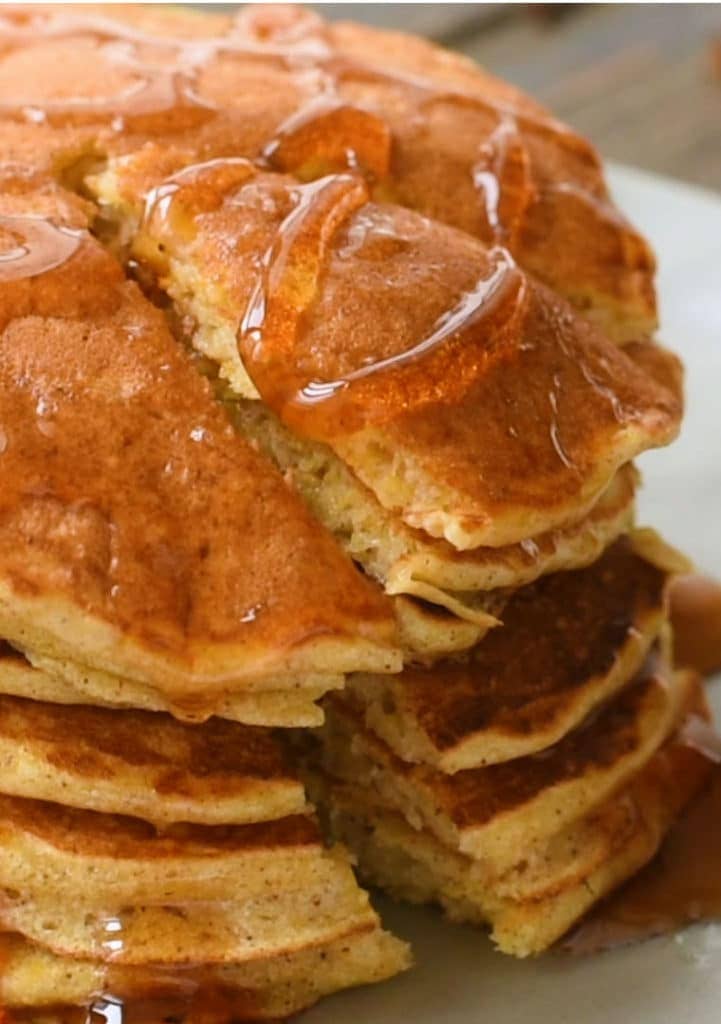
[0,4,655,339]
[94,152,681,551]
[0,188,398,722]
[0,692,307,825]
[320,657,689,873]
[0,7,674,554]
[0,927,410,1018]
[0,3,702,995]
[0,799,335,907]
[316,674,711,956]
[232,400,638,622]
[0,792,411,975]
[0,643,334,727]
[348,535,670,771]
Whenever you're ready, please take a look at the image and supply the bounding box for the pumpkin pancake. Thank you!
[0,644,332,728]
[93,154,681,552]
[319,657,688,872]
[0,693,307,826]
[0,190,398,724]
[347,534,670,771]
[0,4,655,339]
[0,927,410,1019]
[315,672,710,956]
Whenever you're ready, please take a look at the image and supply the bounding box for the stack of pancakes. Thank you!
[0,3,715,1017]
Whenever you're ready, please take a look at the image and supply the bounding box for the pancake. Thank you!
[0,800,339,907]
[0,792,409,970]
[0,927,410,1019]
[0,189,399,724]
[93,152,681,552]
[0,693,307,826]
[0,643,331,728]
[316,673,711,956]
[232,400,638,617]
[0,5,654,341]
[347,534,670,771]
[319,657,688,873]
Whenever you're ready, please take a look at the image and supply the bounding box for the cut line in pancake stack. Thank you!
[311,536,715,955]
[0,3,715,1018]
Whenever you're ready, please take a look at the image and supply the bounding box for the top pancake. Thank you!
[0,3,656,339]
[0,185,398,714]
[0,6,681,553]
[97,155,680,551]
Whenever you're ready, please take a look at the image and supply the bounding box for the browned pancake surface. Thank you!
[360,537,667,765]
[0,4,656,336]
[0,186,396,691]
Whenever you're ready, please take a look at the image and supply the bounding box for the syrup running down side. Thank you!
[0,214,83,281]
[565,756,721,955]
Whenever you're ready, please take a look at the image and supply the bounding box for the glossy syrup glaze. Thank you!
[0,213,83,280]
[235,169,524,438]
[0,2,653,337]
[564,753,721,954]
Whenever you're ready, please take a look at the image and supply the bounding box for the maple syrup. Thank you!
[0,214,83,281]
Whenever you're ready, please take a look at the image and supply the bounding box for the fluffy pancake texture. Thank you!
[0,190,398,720]
[0,928,408,1018]
[95,154,681,551]
[312,671,711,956]
[0,4,674,558]
[0,692,308,825]
[320,659,688,868]
[0,3,709,1012]
[0,706,409,1012]
[347,534,670,771]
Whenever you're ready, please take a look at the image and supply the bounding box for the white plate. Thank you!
[305,165,721,1024]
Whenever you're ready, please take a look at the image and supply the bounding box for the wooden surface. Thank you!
[317,3,721,192]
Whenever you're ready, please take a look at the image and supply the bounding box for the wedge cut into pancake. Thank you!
[0,927,410,1020]
[314,672,711,956]
[347,534,670,771]
[0,693,308,826]
[93,151,681,553]
[0,190,399,725]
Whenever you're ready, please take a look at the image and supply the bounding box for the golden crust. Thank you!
[349,536,669,771]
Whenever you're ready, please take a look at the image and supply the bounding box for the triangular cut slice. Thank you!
[314,672,712,956]
[319,657,690,872]
[0,191,399,724]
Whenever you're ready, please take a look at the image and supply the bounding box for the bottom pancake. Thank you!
[317,681,711,956]
[0,925,410,1019]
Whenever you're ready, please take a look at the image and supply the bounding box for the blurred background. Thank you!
[303,3,721,191]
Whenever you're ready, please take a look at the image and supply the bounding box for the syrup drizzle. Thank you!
[564,759,721,955]
[236,169,523,439]
[295,246,519,404]
[0,4,605,237]
[0,214,83,281]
